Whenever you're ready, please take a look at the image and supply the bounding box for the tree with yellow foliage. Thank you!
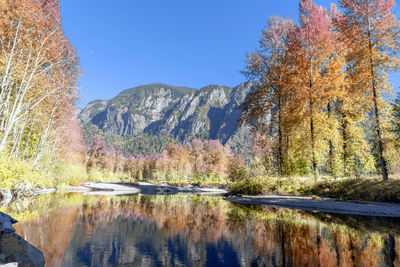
[340,0,400,181]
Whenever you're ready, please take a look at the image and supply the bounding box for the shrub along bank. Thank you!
[228,176,400,203]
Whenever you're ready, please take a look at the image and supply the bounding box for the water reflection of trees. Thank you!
[10,194,85,267]
[9,193,400,266]
[227,204,399,267]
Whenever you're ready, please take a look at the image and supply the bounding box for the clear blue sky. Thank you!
[59,0,399,106]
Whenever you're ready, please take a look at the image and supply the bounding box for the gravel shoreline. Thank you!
[225,195,400,217]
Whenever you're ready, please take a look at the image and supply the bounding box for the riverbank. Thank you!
[228,176,400,203]
[60,182,400,217]
[0,186,56,207]
[225,194,400,217]
[5,178,400,218]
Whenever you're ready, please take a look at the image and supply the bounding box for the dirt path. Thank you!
[225,195,400,217]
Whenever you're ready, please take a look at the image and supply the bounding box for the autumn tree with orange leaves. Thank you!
[241,16,296,176]
[339,0,400,180]
[241,0,399,181]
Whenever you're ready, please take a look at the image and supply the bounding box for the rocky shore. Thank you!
[0,184,55,207]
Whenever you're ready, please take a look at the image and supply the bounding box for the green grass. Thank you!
[228,176,400,203]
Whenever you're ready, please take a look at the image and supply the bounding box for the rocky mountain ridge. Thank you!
[79,82,253,155]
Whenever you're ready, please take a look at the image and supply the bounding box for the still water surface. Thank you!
[3,193,400,267]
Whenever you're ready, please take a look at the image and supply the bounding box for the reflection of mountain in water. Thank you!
[8,194,400,267]
[64,216,242,267]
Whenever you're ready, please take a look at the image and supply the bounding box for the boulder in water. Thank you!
[0,233,45,267]
[0,212,17,233]
[0,212,44,266]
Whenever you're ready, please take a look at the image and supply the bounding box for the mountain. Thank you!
[79,82,253,155]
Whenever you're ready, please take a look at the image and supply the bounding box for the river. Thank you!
[3,192,400,266]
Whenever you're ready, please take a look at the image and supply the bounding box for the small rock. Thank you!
[0,190,12,206]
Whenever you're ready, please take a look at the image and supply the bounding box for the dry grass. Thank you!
[228,175,400,203]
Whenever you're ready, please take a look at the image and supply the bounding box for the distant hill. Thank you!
[79,83,253,156]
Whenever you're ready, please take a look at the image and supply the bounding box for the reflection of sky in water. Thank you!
[6,193,400,267]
